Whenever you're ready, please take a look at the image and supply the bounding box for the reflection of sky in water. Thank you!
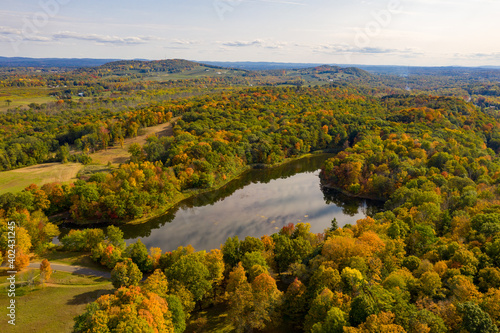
[127,170,367,252]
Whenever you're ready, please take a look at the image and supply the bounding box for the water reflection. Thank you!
[120,154,382,252]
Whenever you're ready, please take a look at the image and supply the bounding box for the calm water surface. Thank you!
[120,154,381,252]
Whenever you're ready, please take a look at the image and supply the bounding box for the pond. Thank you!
[120,154,382,252]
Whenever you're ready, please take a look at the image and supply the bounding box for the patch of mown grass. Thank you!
[186,304,235,333]
[50,271,109,285]
[37,251,109,273]
[0,162,81,194]
[0,278,113,333]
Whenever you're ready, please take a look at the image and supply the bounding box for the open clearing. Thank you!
[0,269,113,333]
[0,87,56,112]
[90,118,177,166]
[0,119,176,194]
[0,162,81,194]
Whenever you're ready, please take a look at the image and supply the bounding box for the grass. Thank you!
[0,162,82,194]
[49,271,109,286]
[0,87,56,112]
[0,269,113,333]
[186,304,235,333]
[36,251,109,273]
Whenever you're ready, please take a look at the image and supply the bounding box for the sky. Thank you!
[0,0,499,66]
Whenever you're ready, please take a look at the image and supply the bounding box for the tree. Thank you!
[458,301,499,333]
[419,271,442,297]
[272,234,312,273]
[129,143,143,163]
[125,239,153,272]
[241,251,268,278]
[143,269,169,297]
[311,307,347,333]
[227,263,254,333]
[349,294,377,327]
[282,278,308,328]
[305,288,337,332]
[73,286,175,333]
[111,258,143,288]
[165,295,186,333]
[239,236,265,255]
[14,248,30,271]
[57,144,70,163]
[344,311,405,333]
[106,225,126,250]
[165,254,211,302]
[222,236,240,268]
[250,272,283,330]
[40,259,52,285]
[310,265,341,296]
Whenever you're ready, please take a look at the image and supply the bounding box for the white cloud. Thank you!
[52,31,161,45]
[221,39,287,49]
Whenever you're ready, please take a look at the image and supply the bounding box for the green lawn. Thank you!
[0,162,81,194]
[0,270,113,333]
[36,251,109,273]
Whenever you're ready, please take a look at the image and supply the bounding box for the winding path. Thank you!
[28,262,111,279]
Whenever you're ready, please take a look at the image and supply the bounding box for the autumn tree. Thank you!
[111,258,143,288]
[39,259,52,285]
[73,286,175,333]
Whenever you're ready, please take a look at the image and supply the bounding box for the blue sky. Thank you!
[0,0,499,66]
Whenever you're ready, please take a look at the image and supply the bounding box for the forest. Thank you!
[2,59,500,332]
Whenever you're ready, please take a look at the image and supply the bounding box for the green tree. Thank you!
[125,239,153,272]
[311,307,347,333]
[165,295,186,333]
[458,301,499,333]
[282,278,308,328]
[106,225,126,250]
[111,258,143,288]
[165,254,211,302]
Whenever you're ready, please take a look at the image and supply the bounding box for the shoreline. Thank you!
[57,151,333,228]
[320,182,386,202]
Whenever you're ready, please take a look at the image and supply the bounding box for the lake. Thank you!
[120,154,381,252]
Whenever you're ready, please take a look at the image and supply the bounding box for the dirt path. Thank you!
[28,262,111,279]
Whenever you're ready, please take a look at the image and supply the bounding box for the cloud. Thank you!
[0,26,20,35]
[314,44,421,56]
[454,52,500,60]
[171,39,199,45]
[0,25,52,42]
[221,39,287,49]
[253,0,305,4]
[52,31,161,45]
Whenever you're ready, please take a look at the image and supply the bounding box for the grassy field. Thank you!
[90,118,176,166]
[36,252,109,273]
[0,162,82,194]
[0,269,113,333]
[0,87,56,112]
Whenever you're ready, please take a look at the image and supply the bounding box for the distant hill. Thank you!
[201,61,326,71]
[0,57,120,68]
[96,59,225,73]
[70,59,249,81]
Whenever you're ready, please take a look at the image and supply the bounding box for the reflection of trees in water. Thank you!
[320,185,383,217]
[120,154,370,240]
